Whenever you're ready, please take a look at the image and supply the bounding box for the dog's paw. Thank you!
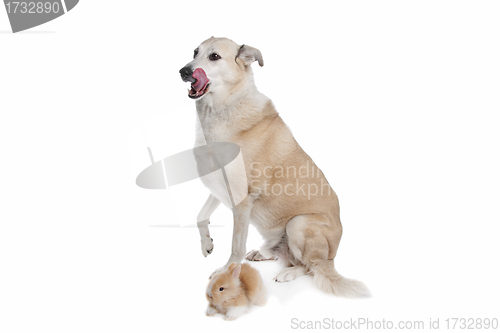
[246,249,277,261]
[201,237,214,257]
[245,250,262,261]
[274,270,297,283]
[274,266,306,283]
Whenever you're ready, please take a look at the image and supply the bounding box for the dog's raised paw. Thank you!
[201,238,214,257]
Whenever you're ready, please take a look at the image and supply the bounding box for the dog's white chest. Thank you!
[194,132,249,208]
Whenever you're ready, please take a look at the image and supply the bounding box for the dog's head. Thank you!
[179,37,263,101]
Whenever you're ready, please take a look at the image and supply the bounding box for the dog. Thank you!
[179,37,369,297]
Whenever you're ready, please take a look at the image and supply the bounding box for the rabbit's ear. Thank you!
[228,262,237,271]
[232,264,242,279]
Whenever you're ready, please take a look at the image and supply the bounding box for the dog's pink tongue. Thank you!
[192,68,209,92]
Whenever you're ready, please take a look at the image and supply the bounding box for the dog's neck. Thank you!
[194,79,271,143]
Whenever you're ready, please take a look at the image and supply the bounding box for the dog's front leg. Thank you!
[210,195,254,278]
[226,200,253,265]
[197,194,220,257]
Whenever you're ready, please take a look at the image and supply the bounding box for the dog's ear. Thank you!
[236,45,264,67]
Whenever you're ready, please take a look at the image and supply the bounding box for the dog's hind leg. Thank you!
[197,194,221,257]
[246,231,284,261]
[272,215,324,283]
[281,214,370,297]
[273,214,340,283]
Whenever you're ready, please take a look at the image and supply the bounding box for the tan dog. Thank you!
[179,37,369,297]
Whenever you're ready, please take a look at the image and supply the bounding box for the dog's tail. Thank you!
[309,260,371,298]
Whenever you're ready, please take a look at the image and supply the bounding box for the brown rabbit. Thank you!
[206,262,266,320]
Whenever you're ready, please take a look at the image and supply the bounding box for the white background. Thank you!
[1,1,499,332]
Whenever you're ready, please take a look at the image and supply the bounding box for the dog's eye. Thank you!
[209,53,221,61]
[193,50,198,59]
[219,287,224,291]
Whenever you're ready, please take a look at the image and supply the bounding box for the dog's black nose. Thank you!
[179,66,196,83]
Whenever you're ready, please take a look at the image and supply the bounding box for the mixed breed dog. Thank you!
[178,37,370,320]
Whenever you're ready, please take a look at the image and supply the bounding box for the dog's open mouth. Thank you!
[188,68,210,99]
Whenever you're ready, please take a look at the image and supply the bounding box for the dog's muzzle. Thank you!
[180,66,211,99]
[179,66,196,84]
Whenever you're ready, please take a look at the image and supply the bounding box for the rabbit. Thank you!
[205,262,266,320]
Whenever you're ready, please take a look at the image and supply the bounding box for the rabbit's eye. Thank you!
[219,287,224,291]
